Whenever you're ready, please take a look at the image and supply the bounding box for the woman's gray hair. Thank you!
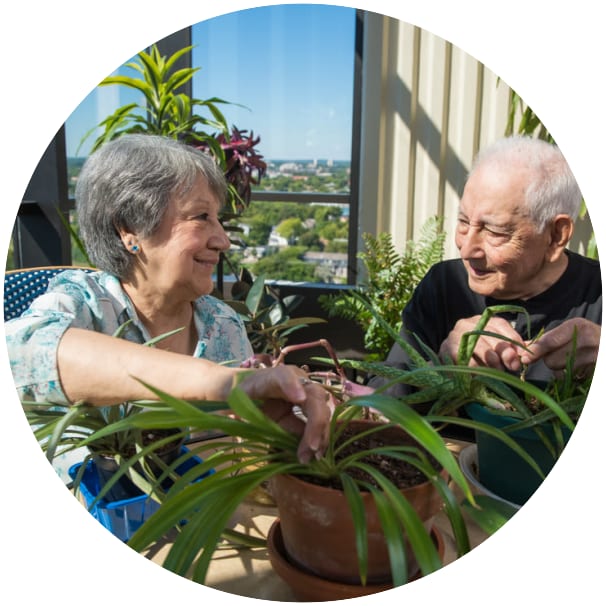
[75,134,228,278]
[471,135,583,231]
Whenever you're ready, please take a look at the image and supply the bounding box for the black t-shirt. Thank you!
[368,250,602,396]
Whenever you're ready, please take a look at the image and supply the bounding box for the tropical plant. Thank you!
[32,298,586,590]
[337,298,586,466]
[224,269,326,357]
[22,323,193,501]
[319,216,445,359]
[79,43,267,217]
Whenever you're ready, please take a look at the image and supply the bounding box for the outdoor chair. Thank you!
[3,265,96,321]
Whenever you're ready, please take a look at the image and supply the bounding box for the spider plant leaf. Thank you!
[340,473,369,584]
[347,394,474,502]
[461,495,518,534]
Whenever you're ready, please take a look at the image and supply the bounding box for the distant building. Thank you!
[302,251,348,283]
[267,229,289,248]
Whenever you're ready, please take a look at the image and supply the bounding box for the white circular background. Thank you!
[2,2,604,604]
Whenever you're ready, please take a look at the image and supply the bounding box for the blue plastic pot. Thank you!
[69,446,213,541]
[465,403,572,506]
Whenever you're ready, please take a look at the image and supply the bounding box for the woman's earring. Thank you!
[131,244,140,253]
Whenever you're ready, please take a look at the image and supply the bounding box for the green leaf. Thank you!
[462,495,518,534]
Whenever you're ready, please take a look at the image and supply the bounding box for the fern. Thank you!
[319,216,445,359]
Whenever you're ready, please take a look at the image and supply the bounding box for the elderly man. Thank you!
[369,136,601,396]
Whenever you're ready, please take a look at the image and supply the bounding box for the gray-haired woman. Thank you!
[6,134,329,464]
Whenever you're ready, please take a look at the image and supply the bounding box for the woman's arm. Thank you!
[57,327,331,463]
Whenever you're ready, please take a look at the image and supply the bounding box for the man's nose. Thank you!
[458,227,484,257]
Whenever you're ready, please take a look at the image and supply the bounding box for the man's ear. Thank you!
[547,215,574,260]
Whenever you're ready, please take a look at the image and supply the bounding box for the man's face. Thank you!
[454,163,555,300]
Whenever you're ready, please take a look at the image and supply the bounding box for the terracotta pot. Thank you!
[267,519,445,601]
[269,421,445,585]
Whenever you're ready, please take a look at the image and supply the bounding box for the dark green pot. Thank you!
[465,403,572,506]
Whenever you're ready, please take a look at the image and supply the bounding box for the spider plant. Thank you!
[79,377,481,588]
[22,323,192,502]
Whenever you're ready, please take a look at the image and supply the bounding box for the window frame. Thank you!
[10,12,364,288]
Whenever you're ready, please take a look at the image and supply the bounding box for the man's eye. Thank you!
[197,213,210,221]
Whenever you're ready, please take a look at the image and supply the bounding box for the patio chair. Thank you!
[3,265,96,321]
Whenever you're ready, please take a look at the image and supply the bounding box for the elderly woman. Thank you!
[369,135,601,396]
[6,134,330,463]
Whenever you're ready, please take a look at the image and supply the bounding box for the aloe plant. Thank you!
[333,297,586,471]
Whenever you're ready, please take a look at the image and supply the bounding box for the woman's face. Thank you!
[454,163,555,300]
[138,173,230,300]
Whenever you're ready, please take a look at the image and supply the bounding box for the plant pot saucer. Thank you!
[458,445,521,510]
[267,519,445,602]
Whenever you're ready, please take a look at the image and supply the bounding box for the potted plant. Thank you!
[225,268,327,358]
[22,325,212,541]
[75,43,267,291]
[319,216,445,360]
[339,299,587,508]
[80,43,266,217]
[73,330,524,599]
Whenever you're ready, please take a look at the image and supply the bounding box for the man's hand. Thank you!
[439,315,526,372]
[520,318,600,376]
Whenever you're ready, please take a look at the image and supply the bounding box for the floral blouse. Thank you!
[5,269,253,404]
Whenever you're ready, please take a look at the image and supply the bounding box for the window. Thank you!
[192,5,357,284]
[57,5,359,284]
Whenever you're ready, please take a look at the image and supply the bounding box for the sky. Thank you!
[65,4,356,161]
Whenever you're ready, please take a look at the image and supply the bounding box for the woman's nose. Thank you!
[209,222,231,252]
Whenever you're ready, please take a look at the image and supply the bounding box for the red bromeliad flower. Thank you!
[196,126,267,214]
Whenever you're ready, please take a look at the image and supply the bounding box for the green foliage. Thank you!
[79,43,266,217]
[504,86,597,259]
[87,381,476,587]
[225,270,326,356]
[22,323,196,501]
[334,299,587,465]
[252,248,316,283]
[319,216,445,359]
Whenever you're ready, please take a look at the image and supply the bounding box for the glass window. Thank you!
[62,5,357,284]
[192,5,355,174]
[192,5,356,284]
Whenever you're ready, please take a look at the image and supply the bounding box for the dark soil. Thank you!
[300,425,441,491]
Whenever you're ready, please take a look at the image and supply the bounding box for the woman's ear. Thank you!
[117,229,140,254]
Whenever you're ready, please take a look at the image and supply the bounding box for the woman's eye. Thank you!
[196,213,210,221]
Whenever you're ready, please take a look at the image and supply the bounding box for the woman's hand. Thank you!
[236,365,333,463]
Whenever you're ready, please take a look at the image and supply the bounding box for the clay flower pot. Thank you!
[269,421,445,585]
[267,519,445,601]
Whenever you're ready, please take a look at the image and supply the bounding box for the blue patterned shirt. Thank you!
[5,269,253,404]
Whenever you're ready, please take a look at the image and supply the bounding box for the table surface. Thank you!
[141,439,489,601]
